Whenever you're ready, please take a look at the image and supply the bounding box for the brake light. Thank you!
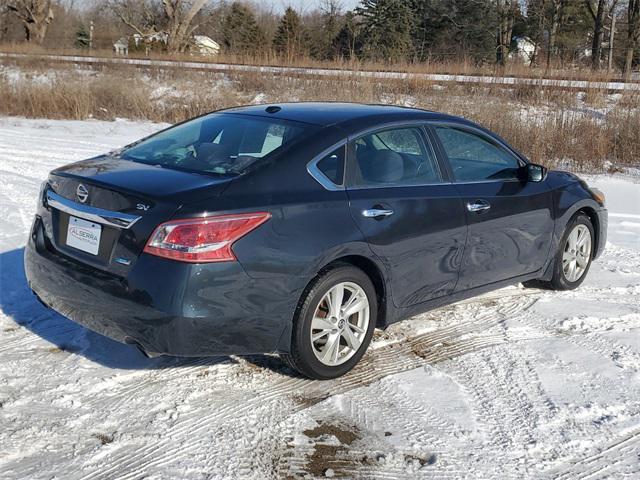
[144,212,271,263]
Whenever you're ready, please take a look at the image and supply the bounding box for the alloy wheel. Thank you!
[309,282,370,367]
[562,224,592,282]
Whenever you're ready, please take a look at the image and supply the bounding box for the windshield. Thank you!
[120,113,315,175]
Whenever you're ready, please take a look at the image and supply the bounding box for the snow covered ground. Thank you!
[0,117,638,479]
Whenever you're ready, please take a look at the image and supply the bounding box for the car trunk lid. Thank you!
[42,156,233,274]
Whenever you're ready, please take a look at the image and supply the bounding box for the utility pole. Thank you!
[89,20,94,50]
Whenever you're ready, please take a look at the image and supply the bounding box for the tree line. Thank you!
[0,0,638,76]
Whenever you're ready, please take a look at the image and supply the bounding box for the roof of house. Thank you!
[193,35,220,49]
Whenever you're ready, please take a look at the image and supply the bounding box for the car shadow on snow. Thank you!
[0,247,296,375]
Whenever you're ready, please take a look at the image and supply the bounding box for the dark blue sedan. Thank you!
[25,103,607,379]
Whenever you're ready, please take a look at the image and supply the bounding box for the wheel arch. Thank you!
[577,206,600,258]
[316,255,389,329]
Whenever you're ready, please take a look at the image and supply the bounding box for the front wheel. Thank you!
[547,212,595,290]
[281,265,377,380]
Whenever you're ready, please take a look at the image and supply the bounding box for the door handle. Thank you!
[362,208,394,218]
[466,200,491,213]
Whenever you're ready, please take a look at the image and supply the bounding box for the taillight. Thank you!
[143,212,271,263]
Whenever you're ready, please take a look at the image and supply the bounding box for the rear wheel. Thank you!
[281,265,377,380]
[541,213,594,291]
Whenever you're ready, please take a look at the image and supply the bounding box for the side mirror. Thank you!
[525,163,547,182]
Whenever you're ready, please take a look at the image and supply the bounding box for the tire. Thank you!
[544,212,595,291]
[281,264,378,380]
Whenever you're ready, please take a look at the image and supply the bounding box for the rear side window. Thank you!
[121,113,316,176]
[434,126,521,182]
[316,146,345,185]
[351,127,441,187]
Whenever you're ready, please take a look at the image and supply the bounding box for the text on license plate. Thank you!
[66,216,101,255]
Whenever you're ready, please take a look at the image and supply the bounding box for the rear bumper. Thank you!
[25,216,298,356]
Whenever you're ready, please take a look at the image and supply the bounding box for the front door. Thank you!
[346,125,467,308]
[432,124,554,292]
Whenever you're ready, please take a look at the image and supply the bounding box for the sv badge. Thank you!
[136,203,150,211]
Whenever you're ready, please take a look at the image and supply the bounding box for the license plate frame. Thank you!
[66,216,102,256]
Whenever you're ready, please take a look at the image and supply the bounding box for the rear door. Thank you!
[346,125,467,308]
[430,123,554,291]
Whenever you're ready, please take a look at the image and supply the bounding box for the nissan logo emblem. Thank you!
[76,184,89,203]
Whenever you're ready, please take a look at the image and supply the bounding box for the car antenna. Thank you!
[265,105,281,114]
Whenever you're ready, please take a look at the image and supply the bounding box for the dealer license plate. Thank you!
[66,216,101,255]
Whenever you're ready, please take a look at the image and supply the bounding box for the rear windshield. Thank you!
[120,113,315,176]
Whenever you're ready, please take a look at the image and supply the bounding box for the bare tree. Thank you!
[109,0,161,35]
[625,0,640,77]
[527,0,547,66]
[545,0,567,68]
[163,0,208,52]
[585,0,618,69]
[495,0,519,65]
[3,0,54,43]
[109,0,208,53]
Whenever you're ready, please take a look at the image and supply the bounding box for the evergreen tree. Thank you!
[221,2,266,56]
[272,7,307,59]
[310,0,343,60]
[357,0,414,62]
[74,24,90,49]
[555,0,592,64]
[332,11,361,59]
[524,0,592,66]
[409,0,497,63]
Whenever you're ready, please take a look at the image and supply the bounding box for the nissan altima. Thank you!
[25,103,607,379]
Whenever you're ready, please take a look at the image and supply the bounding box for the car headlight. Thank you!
[590,187,606,207]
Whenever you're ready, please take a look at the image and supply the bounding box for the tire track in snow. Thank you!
[442,344,553,459]
[551,427,640,479]
[261,295,544,480]
[72,292,540,480]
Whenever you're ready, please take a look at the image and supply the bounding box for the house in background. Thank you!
[191,35,220,56]
[113,37,129,56]
[111,33,220,57]
[132,32,169,49]
[510,36,536,63]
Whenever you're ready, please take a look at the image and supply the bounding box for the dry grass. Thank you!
[2,42,638,83]
[0,59,638,172]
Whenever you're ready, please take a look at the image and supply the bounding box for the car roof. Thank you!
[220,102,458,128]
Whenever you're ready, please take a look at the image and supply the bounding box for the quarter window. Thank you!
[434,126,521,182]
[351,127,441,187]
[316,146,345,186]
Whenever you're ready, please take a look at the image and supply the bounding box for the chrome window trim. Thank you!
[346,180,453,191]
[346,119,436,142]
[45,189,141,229]
[454,178,522,185]
[307,119,527,191]
[347,177,521,190]
[306,141,347,191]
[308,121,444,191]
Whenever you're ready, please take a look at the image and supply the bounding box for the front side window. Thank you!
[351,127,441,187]
[121,114,316,176]
[434,126,521,182]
